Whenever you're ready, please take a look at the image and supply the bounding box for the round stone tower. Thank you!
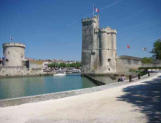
[99,27,117,73]
[3,42,25,67]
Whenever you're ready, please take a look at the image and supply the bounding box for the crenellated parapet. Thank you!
[3,42,25,49]
[82,16,99,24]
[2,42,26,67]
[99,27,117,34]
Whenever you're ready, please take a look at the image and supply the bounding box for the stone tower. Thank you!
[99,27,117,73]
[81,16,117,74]
[81,16,100,74]
[3,42,25,67]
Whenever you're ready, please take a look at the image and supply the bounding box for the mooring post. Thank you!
[138,74,141,79]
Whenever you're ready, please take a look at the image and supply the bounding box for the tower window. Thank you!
[82,21,92,26]
[108,59,111,62]
[91,51,95,55]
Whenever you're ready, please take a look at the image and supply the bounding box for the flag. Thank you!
[95,8,99,13]
[127,44,130,49]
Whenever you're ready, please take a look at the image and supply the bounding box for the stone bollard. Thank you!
[138,74,141,79]
[129,75,132,82]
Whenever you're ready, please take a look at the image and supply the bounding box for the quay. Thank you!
[0,72,160,123]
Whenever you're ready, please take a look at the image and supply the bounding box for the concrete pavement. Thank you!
[0,73,161,123]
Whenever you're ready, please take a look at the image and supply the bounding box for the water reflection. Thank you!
[0,77,45,99]
[0,75,96,99]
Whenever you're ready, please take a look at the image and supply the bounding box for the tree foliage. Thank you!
[151,39,161,60]
[141,57,153,64]
[48,62,81,69]
[48,63,59,68]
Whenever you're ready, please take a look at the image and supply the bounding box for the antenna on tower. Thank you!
[10,35,14,42]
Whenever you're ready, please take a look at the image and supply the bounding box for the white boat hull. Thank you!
[53,73,66,76]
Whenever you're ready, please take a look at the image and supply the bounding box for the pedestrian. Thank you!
[129,75,132,82]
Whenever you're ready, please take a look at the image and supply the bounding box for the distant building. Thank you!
[42,61,52,72]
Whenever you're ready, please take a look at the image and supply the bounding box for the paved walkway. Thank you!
[0,73,161,123]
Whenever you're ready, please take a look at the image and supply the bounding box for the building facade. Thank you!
[81,16,117,74]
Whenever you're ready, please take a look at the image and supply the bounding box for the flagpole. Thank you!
[10,35,14,42]
[93,4,94,17]
[10,35,12,42]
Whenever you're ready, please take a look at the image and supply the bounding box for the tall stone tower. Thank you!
[81,16,117,74]
[81,16,100,74]
[3,42,25,67]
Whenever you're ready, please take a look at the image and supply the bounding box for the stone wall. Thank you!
[0,67,27,76]
[116,56,142,74]
[0,66,44,77]
[29,62,42,69]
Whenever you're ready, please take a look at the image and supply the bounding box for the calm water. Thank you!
[0,74,96,99]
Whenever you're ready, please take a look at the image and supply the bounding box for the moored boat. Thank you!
[53,72,66,76]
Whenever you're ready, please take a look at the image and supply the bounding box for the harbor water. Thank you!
[0,74,96,99]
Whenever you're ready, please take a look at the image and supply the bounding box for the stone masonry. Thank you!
[81,16,117,74]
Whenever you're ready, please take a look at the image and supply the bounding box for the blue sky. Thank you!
[0,0,161,60]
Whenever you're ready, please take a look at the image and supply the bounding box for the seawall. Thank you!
[0,72,155,107]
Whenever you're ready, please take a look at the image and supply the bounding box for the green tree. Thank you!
[48,62,81,69]
[66,64,70,68]
[48,63,59,68]
[141,57,153,64]
[151,39,161,60]
[75,62,81,68]
[68,62,81,68]
[59,63,66,68]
